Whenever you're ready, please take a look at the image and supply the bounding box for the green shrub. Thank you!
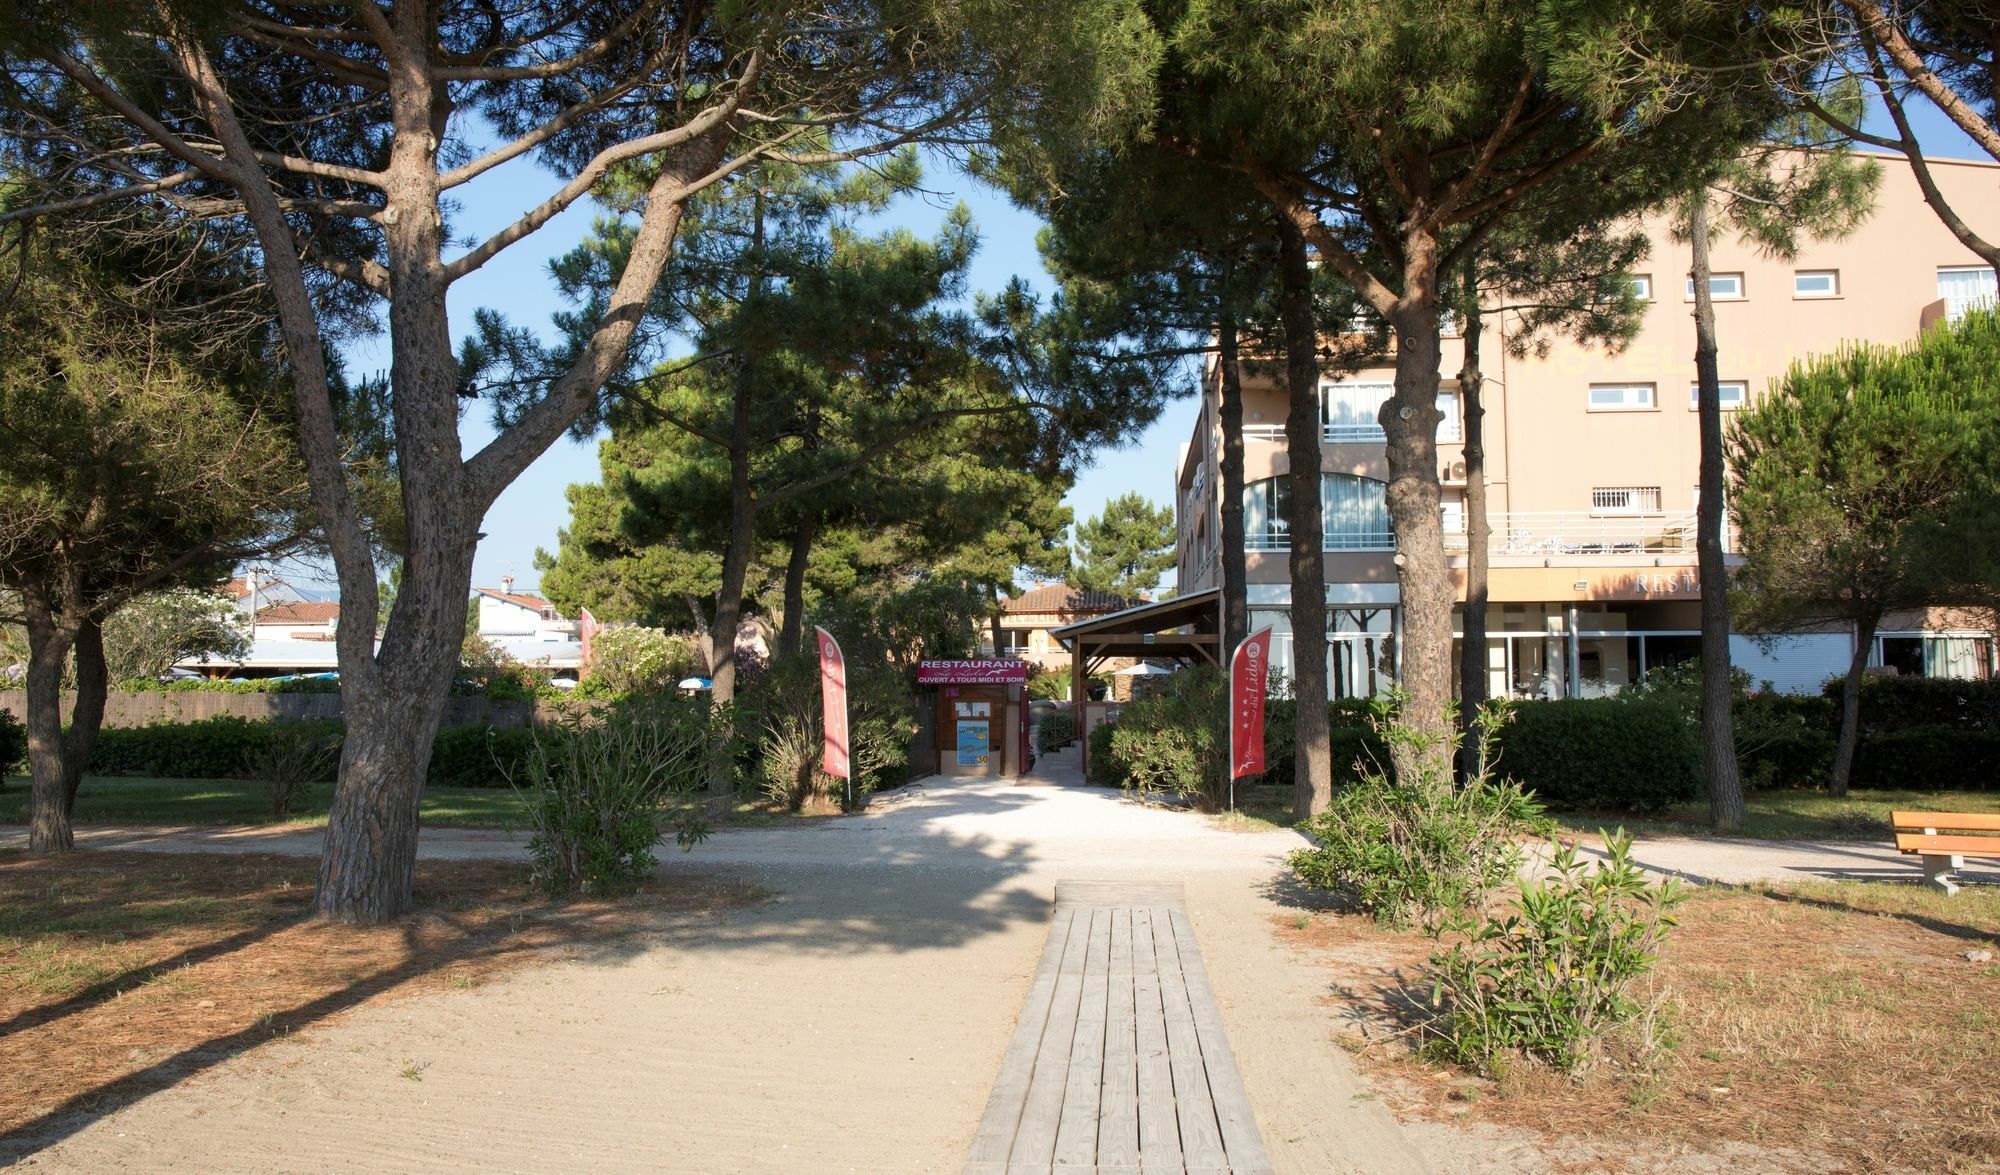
[115,677,341,694]
[1107,667,1232,810]
[748,655,910,811]
[1850,726,2000,791]
[88,715,343,778]
[1498,698,1698,813]
[1035,710,1076,753]
[1425,830,1685,1078]
[1087,719,1124,785]
[239,722,341,817]
[576,626,705,699]
[426,723,538,789]
[1290,708,1548,931]
[505,695,712,894]
[0,708,24,774]
[1835,675,2000,733]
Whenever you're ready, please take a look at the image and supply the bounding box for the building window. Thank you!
[1587,383,1656,411]
[1793,270,1839,298]
[1592,486,1661,514]
[1435,390,1462,442]
[1688,380,1748,410]
[1685,273,1745,300]
[999,629,1031,657]
[1628,273,1652,301]
[1242,473,1392,550]
[1321,382,1392,441]
[1938,265,1998,321]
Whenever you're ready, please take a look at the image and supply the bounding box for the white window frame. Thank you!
[1628,274,1653,301]
[1592,487,1662,515]
[1587,383,1656,412]
[1793,269,1839,298]
[1938,265,1998,321]
[1685,273,1745,301]
[1688,380,1748,410]
[1321,381,1393,442]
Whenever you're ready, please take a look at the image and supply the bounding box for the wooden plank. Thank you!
[967,907,1077,1171]
[1168,909,1274,1175]
[1894,810,2000,833]
[1056,880,1186,910]
[1131,908,1182,1175]
[1097,908,1141,1173]
[1153,907,1226,1174]
[1007,905,1093,1173]
[1896,832,2000,856]
[1053,909,1112,1169]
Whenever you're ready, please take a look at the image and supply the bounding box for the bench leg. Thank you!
[1921,853,1964,897]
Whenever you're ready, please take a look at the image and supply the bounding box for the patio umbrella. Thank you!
[1113,662,1178,676]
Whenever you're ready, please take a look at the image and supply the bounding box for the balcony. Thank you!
[1242,420,1464,445]
[1447,511,1732,557]
[1242,512,1731,557]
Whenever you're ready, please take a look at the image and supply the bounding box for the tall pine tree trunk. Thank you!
[1455,286,1491,780]
[21,584,79,855]
[1218,308,1250,663]
[61,617,107,818]
[705,379,757,794]
[1275,220,1332,819]
[778,511,815,659]
[1689,196,1748,830]
[1382,239,1453,778]
[1829,609,1881,798]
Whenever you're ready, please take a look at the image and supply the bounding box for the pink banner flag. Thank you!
[816,626,850,781]
[1229,628,1273,781]
[578,607,599,676]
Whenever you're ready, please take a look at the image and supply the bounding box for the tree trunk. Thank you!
[1381,242,1453,781]
[1218,307,1250,664]
[1455,287,1491,781]
[778,511,815,659]
[1829,610,1880,798]
[21,585,79,855]
[1689,197,1748,830]
[61,617,107,818]
[1275,220,1332,819]
[315,535,474,922]
[708,363,758,712]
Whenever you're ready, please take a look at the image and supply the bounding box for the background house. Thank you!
[472,576,577,643]
[985,583,1152,699]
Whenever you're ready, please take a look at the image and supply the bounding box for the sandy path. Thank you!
[10,753,1427,1173]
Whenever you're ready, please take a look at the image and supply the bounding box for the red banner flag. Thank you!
[816,626,850,782]
[1229,628,1273,782]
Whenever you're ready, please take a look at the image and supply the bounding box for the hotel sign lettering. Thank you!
[1633,570,1700,595]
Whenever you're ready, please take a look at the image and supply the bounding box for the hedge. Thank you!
[84,715,532,787]
[1828,675,2000,733]
[0,708,24,774]
[1495,698,1700,813]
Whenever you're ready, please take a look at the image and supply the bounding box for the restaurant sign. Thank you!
[917,659,1031,685]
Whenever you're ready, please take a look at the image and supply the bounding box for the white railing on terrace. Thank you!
[1244,512,1733,556]
[1445,511,1732,556]
[1245,529,1395,553]
[1242,421,1463,444]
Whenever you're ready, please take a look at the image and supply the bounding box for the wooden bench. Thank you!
[1893,811,2000,895]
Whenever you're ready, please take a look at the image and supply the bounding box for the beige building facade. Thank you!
[1175,152,2000,699]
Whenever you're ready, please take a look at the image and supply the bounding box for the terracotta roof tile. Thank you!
[1000,584,1137,616]
[253,601,340,626]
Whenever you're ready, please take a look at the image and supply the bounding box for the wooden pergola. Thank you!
[1050,588,1222,704]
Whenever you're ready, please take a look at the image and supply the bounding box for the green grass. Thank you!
[0,775,527,829]
[1556,788,2000,841]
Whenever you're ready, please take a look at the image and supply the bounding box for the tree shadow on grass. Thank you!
[1750,884,2000,948]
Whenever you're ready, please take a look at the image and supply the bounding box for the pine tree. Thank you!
[1073,494,1176,598]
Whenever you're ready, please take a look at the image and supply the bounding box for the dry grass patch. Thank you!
[1281,880,2000,1174]
[0,848,756,1143]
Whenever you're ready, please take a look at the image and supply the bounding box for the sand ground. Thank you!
[6,750,1432,1173]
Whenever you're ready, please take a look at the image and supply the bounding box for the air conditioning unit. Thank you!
[1442,460,1467,482]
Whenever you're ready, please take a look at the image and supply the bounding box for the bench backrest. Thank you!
[1892,811,2000,834]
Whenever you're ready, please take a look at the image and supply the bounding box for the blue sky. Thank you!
[312,103,1980,599]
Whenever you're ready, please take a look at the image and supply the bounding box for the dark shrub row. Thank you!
[0,708,24,774]
[85,715,532,787]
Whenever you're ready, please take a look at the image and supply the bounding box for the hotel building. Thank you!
[1173,153,2000,699]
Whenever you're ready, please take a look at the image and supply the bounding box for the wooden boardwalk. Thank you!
[965,881,1272,1175]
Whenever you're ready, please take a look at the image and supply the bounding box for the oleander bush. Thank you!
[748,654,910,811]
[239,722,342,816]
[504,695,713,894]
[1425,830,1685,1078]
[1290,707,1548,931]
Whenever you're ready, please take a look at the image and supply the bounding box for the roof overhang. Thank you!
[1050,588,1221,665]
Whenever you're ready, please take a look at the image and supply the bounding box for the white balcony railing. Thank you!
[1446,511,1731,556]
[1243,511,1732,557]
[1242,421,1463,445]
